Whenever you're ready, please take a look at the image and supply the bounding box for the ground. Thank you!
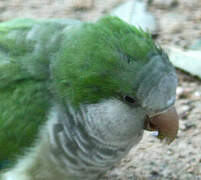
[0,0,200,179]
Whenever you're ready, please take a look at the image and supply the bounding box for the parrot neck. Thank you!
[45,99,145,178]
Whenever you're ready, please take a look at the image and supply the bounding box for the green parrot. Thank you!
[0,16,179,180]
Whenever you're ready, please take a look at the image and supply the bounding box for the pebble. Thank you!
[180,122,196,131]
[149,0,179,9]
[193,91,201,98]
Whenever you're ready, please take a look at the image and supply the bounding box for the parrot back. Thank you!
[0,18,80,169]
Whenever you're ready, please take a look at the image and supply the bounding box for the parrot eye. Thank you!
[124,96,136,104]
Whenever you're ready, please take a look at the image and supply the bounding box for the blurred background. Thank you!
[0,0,200,179]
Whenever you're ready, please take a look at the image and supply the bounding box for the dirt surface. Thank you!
[0,0,200,179]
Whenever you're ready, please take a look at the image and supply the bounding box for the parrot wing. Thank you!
[0,18,80,165]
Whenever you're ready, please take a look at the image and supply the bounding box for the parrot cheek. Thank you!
[144,106,179,143]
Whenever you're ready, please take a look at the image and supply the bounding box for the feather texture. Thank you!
[0,16,177,179]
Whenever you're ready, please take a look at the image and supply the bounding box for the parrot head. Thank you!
[52,16,179,144]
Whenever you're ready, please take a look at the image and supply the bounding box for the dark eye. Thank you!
[124,96,136,103]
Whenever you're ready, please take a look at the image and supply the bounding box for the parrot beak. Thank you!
[144,106,179,144]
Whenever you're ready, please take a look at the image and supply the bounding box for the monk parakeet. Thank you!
[0,16,179,180]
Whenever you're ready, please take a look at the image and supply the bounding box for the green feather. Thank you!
[0,18,79,164]
[51,16,161,106]
[0,16,162,165]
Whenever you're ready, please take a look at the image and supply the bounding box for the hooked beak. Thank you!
[144,106,179,144]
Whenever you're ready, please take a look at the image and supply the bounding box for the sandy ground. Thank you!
[0,0,200,179]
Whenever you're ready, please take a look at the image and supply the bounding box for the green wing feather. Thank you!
[0,18,80,164]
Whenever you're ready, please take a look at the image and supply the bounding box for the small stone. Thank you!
[150,0,178,9]
[193,91,201,98]
[177,88,193,99]
[179,105,191,119]
[170,23,183,34]
[181,122,196,131]
[176,86,183,97]
[181,105,191,112]
[72,0,94,10]
[187,167,195,174]
[151,170,159,176]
